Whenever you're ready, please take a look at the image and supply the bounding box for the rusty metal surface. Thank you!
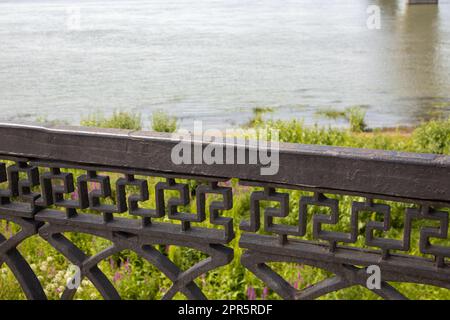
[0,123,448,300]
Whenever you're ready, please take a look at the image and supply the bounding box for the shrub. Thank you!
[291,106,367,132]
[412,118,450,155]
[151,110,178,133]
[243,107,275,128]
[253,119,351,146]
[345,106,367,132]
[81,111,142,130]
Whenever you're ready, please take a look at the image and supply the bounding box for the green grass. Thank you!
[79,110,179,133]
[345,106,367,132]
[81,111,142,130]
[249,117,450,155]
[315,106,367,132]
[412,118,450,154]
[151,110,178,133]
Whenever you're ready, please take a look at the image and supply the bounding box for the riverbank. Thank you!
[47,109,449,155]
[259,119,450,156]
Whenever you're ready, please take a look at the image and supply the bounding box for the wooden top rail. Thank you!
[0,122,449,203]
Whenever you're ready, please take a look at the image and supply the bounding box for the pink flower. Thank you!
[246,286,256,300]
[293,271,303,289]
[262,287,269,300]
[123,258,131,273]
[71,191,79,200]
[109,258,115,270]
[221,180,232,187]
[113,271,123,282]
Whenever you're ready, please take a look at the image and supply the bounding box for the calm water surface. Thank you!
[1,0,450,129]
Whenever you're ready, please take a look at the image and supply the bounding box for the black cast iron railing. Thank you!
[0,123,449,300]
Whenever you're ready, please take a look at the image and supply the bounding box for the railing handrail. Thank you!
[0,122,449,203]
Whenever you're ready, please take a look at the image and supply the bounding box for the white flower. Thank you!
[45,283,55,291]
[54,273,62,282]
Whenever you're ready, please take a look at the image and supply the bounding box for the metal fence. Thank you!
[0,123,448,300]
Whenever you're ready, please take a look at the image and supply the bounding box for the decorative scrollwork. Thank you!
[0,158,449,300]
[301,192,352,251]
[239,183,450,299]
[0,159,236,300]
[196,182,234,242]
[37,166,89,218]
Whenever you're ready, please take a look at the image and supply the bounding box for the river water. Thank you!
[1,0,449,129]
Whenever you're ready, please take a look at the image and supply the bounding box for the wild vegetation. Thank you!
[150,110,178,133]
[78,110,178,133]
[80,111,142,130]
[314,106,367,132]
[1,110,449,300]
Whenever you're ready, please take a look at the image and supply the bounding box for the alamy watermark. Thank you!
[171,121,280,176]
[66,264,81,290]
[366,265,381,290]
[367,5,381,30]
